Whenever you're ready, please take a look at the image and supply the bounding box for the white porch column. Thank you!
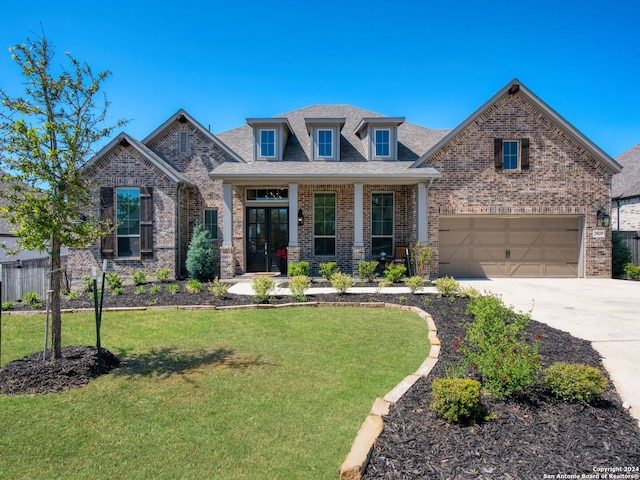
[288,183,299,247]
[222,183,233,247]
[416,182,429,243]
[354,183,364,247]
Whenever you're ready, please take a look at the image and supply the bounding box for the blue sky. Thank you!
[1,0,639,158]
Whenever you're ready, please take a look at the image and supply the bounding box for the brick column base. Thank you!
[220,246,235,279]
[352,246,366,277]
[287,246,301,267]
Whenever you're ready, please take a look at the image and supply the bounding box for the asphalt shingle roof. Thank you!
[613,144,640,199]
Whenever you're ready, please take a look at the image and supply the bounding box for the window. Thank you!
[317,129,333,157]
[503,140,519,170]
[204,208,218,239]
[371,193,393,256]
[314,192,336,256]
[374,129,390,157]
[179,131,188,154]
[116,188,140,257]
[260,129,276,158]
[494,138,530,171]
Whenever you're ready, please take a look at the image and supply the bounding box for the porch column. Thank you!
[352,183,366,275]
[416,182,428,243]
[287,183,301,265]
[220,183,235,278]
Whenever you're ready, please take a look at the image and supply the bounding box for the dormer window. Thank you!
[305,118,345,161]
[318,129,333,158]
[247,118,293,161]
[374,129,390,157]
[354,117,404,161]
[260,129,276,158]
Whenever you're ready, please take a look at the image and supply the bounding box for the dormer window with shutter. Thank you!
[494,138,530,171]
[354,117,404,160]
[247,118,293,161]
[304,118,345,161]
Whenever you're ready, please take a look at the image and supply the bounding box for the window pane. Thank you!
[117,236,140,257]
[314,193,336,253]
[116,189,140,236]
[204,209,218,239]
[260,130,275,157]
[503,140,519,170]
[372,238,392,257]
[314,237,335,256]
[372,193,393,236]
[318,129,332,157]
[375,129,390,157]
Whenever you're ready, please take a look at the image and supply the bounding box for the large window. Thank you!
[503,140,519,170]
[116,188,140,257]
[317,129,333,157]
[204,208,218,239]
[314,192,336,256]
[374,129,390,157]
[371,192,393,256]
[260,129,276,158]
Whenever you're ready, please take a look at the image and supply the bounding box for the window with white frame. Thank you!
[317,129,333,158]
[203,208,218,239]
[116,187,140,257]
[314,192,336,256]
[374,129,390,157]
[179,131,188,154]
[260,129,276,158]
[371,192,393,256]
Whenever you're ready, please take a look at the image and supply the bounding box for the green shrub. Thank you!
[623,262,640,280]
[410,241,433,277]
[289,275,311,302]
[149,284,161,294]
[288,261,310,277]
[134,285,146,295]
[613,231,632,277]
[330,272,354,294]
[384,263,406,283]
[358,260,379,283]
[207,277,229,299]
[318,262,339,281]
[186,222,216,282]
[462,295,540,398]
[66,291,80,300]
[111,287,124,296]
[252,276,275,303]
[24,292,41,307]
[81,275,94,293]
[154,267,170,282]
[166,284,180,294]
[434,276,461,298]
[422,296,431,309]
[403,275,425,293]
[430,378,485,423]
[2,301,15,310]
[543,362,608,404]
[186,279,203,293]
[459,285,481,299]
[132,269,147,285]
[105,272,122,291]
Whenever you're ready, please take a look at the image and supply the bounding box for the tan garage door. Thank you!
[439,216,580,278]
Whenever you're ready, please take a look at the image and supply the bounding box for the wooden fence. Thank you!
[0,256,68,303]
[617,231,640,266]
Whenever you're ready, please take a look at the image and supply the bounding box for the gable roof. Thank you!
[613,144,640,199]
[83,132,194,186]
[142,109,245,163]
[412,78,623,174]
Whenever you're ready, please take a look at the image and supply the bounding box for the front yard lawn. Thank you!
[0,307,429,480]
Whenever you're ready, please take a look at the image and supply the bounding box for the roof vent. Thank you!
[178,114,188,124]
[119,138,130,148]
[508,84,520,95]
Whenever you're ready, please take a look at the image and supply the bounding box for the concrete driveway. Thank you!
[460,278,640,424]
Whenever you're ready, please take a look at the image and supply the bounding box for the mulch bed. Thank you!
[2,283,639,478]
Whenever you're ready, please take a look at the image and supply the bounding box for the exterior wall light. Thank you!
[297,209,304,226]
[597,209,611,228]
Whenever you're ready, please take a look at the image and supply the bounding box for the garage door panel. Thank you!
[472,231,506,245]
[509,263,544,277]
[544,263,578,277]
[509,231,542,245]
[471,246,507,262]
[471,217,506,230]
[544,247,578,262]
[475,262,509,277]
[510,247,542,262]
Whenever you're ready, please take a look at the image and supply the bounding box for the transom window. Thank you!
[116,188,140,257]
[314,192,336,256]
[260,129,276,158]
[374,129,390,157]
[503,140,519,170]
[317,129,333,157]
[371,192,393,256]
[246,188,288,201]
[204,208,218,240]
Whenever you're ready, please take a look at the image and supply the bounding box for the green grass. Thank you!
[0,307,429,480]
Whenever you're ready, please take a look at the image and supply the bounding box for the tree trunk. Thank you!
[50,235,62,359]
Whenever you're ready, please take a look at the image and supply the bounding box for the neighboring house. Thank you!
[68,79,622,279]
[612,144,640,231]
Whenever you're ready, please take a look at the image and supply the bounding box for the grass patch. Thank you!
[0,307,429,479]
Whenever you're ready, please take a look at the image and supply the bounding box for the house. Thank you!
[68,79,622,280]
[611,144,640,264]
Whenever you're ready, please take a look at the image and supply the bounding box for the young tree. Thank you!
[0,31,126,359]
[185,222,216,282]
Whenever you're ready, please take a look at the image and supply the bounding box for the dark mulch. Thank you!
[2,284,640,478]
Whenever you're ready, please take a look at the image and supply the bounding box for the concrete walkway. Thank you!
[460,278,640,424]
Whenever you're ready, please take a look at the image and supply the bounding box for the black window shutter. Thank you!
[140,187,153,259]
[100,187,114,259]
[521,138,530,170]
[494,138,503,170]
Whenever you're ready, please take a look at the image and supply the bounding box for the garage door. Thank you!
[439,216,580,278]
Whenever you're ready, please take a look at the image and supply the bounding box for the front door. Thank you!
[246,207,289,273]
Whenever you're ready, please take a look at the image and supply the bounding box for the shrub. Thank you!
[208,277,229,299]
[430,378,485,423]
[422,296,431,309]
[154,267,170,282]
[66,291,80,300]
[623,262,640,280]
[318,262,339,281]
[461,295,540,398]
[384,263,406,283]
[166,284,180,294]
[149,284,161,294]
[459,285,481,299]
[331,272,354,294]
[111,287,124,296]
[186,279,203,293]
[358,260,379,283]
[543,362,608,404]
[404,275,425,293]
[289,275,311,302]
[612,231,632,277]
[434,276,460,298]
[24,292,41,307]
[185,222,216,281]
[131,269,147,285]
[2,301,15,310]
[134,285,146,295]
[410,241,433,277]
[81,275,94,293]
[288,261,309,278]
[252,276,275,303]
[105,272,122,291]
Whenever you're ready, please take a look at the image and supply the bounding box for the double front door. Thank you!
[246,207,289,273]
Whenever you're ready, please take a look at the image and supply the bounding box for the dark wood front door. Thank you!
[246,207,289,273]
